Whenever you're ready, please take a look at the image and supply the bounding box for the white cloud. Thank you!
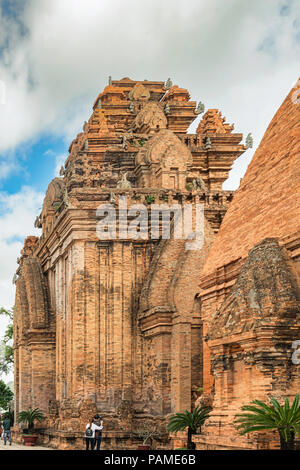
[54,154,67,178]
[0,159,19,181]
[0,186,42,382]
[0,183,43,381]
[43,149,67,177]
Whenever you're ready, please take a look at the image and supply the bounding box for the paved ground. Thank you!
[0,442,52,450]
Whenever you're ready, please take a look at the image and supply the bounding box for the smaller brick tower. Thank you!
[194,84,300,450]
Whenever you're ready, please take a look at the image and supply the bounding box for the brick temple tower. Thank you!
[13,78,245,448]
[194,85,300,450]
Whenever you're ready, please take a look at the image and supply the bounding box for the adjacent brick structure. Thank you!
[14,78,245,449]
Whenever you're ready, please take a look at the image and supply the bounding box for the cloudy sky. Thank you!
[0,0,299,349]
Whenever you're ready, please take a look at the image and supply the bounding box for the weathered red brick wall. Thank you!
[14,79,245,448]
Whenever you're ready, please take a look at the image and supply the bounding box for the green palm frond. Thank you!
[234,395,300,443]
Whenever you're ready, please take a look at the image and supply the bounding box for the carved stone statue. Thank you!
[117,172,132,189]
[128,83,150,101]
[131,102,167,134]
[12,273,18,285]
[60,166,65,177]
[193,177,206,191]
[63,189,69,208]
[34,215,42,229]
[165,78,173,90]
[164,103,170,115]
[205,136,212,150]
[129,102,135,113]
[246,133,253,149]
[110,193,117,206]
[197,393,214,409]
[97,99,102,109]
[108,76,112,86]
[84,139,89,151]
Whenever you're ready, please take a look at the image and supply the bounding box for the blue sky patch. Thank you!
[280,3,291,17]
[0,135,67,196]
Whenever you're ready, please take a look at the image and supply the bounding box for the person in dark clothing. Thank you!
[2,417,12,446]
[93,414,103,451]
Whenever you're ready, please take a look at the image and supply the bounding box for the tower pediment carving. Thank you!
[41,178,66,233]
[197,109,234,135]
[131,102,167,134]
[207,238,300,341]
[42,178,65,213]
[136,129,192,166]
[128,82,150,101]
[135,129,192,189]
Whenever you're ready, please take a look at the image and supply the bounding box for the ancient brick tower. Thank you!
[194,85,300,450]
[13,78,245,448]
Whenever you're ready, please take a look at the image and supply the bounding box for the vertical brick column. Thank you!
[171,318,192,412]
[18,345,32,412]
[69,241,85,400]
[30,341,56,413]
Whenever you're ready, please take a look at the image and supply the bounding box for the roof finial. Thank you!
[34,215,42,228]
[129,102,135,113]
[165,78,173,90]
[196,102,205,115]
[108,76,112,86]
[246,133,253,149]
[205,136,212,150]
[117,172,132,189]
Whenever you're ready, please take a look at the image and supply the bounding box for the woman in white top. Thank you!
[85,419,103,451]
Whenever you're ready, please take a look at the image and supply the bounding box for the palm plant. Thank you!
[235,395,300,450]
[17,408,45,435]
[167,405,212,450]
